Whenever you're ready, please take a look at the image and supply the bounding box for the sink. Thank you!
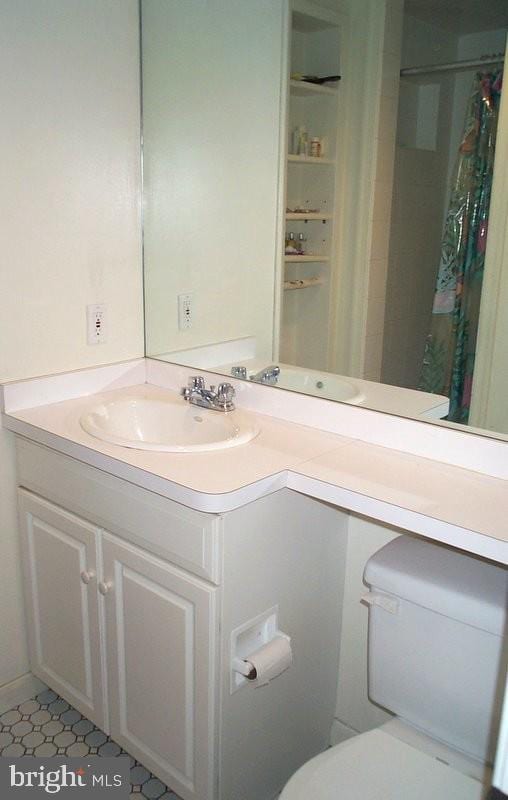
[80,392,259,452]
[269,367,364,404]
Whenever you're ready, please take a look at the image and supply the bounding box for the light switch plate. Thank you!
[87,303,107,345]
[178,293,193,330]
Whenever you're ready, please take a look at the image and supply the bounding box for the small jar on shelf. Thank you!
[310,138,321,158]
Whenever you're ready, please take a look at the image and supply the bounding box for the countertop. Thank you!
[2,372,507,565]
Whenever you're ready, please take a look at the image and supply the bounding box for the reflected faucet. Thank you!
[231,366,248,380]
[249,365,280,385]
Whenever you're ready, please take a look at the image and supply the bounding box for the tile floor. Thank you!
[0,689,181,800]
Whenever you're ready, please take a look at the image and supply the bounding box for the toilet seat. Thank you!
[279,729,483,800]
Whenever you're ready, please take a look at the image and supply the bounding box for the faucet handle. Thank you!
[217,383,235,400]
[188,375,205,390]
[216,382,235,408]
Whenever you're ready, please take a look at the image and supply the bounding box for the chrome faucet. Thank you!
[249,365,280,385]
[182,376,235,412]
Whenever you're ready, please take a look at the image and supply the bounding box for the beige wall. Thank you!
[382,20,507,393]
[381,15,456,390]
[0,0,143,692]
[330,0,402,381]
[362,0,403,382]
[332,516,400,742]
[142,0,283,363]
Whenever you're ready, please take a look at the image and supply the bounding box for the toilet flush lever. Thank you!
[361,592,399,615]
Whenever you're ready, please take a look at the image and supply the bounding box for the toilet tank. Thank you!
[364,536,507,763]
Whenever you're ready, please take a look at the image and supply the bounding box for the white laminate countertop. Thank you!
[2,363,508,565]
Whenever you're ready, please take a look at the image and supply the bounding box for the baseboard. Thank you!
[0,673,47,714]
[330,718,359,746]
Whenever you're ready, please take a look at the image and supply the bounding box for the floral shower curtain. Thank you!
[420,69,503,424]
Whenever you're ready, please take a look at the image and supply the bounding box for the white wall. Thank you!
[0,0,143,694]
[142,0,283,363]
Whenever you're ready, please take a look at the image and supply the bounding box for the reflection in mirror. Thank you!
[142,0,508,438]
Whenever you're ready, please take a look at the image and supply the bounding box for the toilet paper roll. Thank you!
[246,634,293,687]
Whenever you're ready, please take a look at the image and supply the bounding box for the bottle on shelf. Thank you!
[297,233,307,254]
[293,126,308,157]
[285,232,299,255]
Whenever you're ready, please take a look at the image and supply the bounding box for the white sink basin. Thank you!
[271,367,364,404]
[80,393,259,453]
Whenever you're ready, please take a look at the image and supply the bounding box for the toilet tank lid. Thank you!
[364,536,507,636]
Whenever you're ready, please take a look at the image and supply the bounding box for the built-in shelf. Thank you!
[287,154,336,165]
[284,254,330,262]
[280,3,342,365]
[286,212,332,221]
[289,79,338,97]
[284,277,324,290]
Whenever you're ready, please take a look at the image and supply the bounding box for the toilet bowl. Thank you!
[279,725,484,799]
[280,536,507,800]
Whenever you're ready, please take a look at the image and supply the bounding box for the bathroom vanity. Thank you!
[14,444,345,800]
[2,358,508,800]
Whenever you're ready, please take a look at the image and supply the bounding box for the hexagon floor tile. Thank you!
[0,691,181,800]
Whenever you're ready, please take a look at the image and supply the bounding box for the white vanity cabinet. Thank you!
[15,438,346,800]
[18,490,106,729]
[18,489,218,799]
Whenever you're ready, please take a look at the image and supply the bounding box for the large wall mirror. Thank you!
[142,0,508,439]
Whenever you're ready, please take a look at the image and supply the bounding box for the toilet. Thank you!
[280,536,507,800]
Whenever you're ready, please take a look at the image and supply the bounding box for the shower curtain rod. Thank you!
[401,54,504,77]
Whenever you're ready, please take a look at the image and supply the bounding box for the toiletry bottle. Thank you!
[292,127,300,155]
[297,232,306,255]
[285,232,299,255]
[298,128,308,157]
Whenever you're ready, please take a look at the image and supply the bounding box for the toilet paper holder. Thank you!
[232,656,258,681]
[230,605,290,693]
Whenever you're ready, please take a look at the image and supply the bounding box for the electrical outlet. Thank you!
[87,303,107,345]
[178,293,193,330]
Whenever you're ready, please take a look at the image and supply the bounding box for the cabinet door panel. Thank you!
[102,534,217,800]
[122,567,191,774]
[18,490,105,729]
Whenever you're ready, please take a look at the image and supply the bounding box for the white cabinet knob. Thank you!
[98,581,113,596]
[80,570,95,585]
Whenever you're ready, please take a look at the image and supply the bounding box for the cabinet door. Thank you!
[18,490,105,729]
[101,533,218,800]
